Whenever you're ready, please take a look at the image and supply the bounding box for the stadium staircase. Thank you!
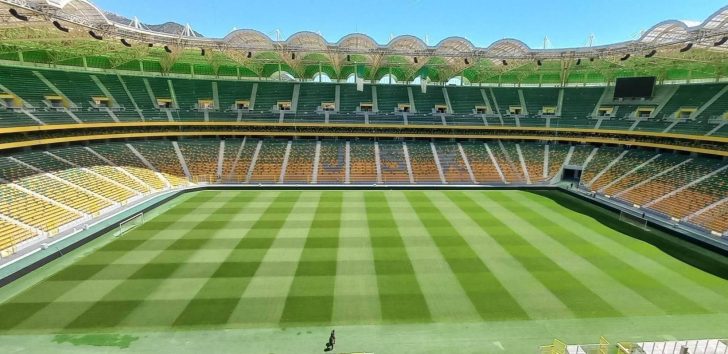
[435,142,471,184]
[460,142,504,184]
[249,140,287,183]
[406,141,441,184]
[283,140,316,183]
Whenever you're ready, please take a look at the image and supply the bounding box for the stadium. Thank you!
[0,0,727,352]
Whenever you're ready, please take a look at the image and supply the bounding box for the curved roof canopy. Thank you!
[0,1,727,84]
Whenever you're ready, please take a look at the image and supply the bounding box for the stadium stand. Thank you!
[651,166,728,219]
[50,146,150,194]
[0,184,81,233]
[378,141,411,183]
[568,145,595,166]
[132,141,189,186]
[561,87,603,120]
[546,144,570,179]
[223,138,259,183]
[317,140,347,184]
[460,142,503,183]
[690,202,728,234]
[589,149,661,191]
[447,86,486,115]
[490,141,524,183]
[618,158,722,206]
[519,143,546,183]
[435,142,472,183]
[249,139,288,183]
[283,140,316,183]
[349,140,377,183]
[0,219,36,253]
[1,62,728,136]
[178,140,221,182]
[407,141,442,183]
[91,143,167,190]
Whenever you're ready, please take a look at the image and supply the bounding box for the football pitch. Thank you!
[1,189,728,353]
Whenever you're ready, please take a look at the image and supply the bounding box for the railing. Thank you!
[618,339,728,354]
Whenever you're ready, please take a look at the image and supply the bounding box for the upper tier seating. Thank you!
[448,87,486,114]
[298,84,335,114]
[0,64,726,135]
[561,87,603,119]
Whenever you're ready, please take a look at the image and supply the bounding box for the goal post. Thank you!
[619,210,649,231]
[117,213,144,236]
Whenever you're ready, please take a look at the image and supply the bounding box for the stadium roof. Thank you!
[1,0,727,84]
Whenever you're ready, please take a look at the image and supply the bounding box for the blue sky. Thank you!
[93,0,726,49]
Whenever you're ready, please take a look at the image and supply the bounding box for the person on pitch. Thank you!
[324,330,336,351]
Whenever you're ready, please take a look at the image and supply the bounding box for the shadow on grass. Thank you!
[529,190,728,280]
[52,333,139,349]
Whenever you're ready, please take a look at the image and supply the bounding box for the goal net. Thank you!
[117,213,144,236]
[619,210,648,231]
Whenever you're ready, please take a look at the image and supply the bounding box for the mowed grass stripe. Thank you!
[467,192,663,316]
[427,191,575,320]
[519,192,728,309]
[172,191,301,327]
[444,191,619,318]
[0,191,223,332]
[365,192,431,323]
[404,191,529,321]
[492,191,709,316]
[333,191,381,324]
[279,192,343,325]
[63,192,256,330]
[229,192,321,325]
[118,192,268,329]
[385,192,481,323]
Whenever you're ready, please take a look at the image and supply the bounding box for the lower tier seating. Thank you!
[0,185,81,233]
[317,140,346,184]
[0,220,36,253]
[0,138,726,254]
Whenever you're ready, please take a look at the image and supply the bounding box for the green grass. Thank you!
[1,190,728,353]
